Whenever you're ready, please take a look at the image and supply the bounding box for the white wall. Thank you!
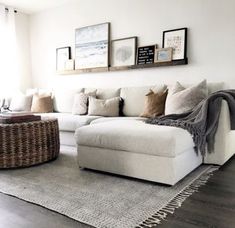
[29,0,235,90]
[15,12,32,91]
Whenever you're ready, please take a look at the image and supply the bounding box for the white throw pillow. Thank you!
[10,94,33,111]
[165,80,208,115]
[88,97,120,117]
[72,91,96,115]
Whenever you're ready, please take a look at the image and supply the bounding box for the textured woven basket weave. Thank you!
[0,119,60,168]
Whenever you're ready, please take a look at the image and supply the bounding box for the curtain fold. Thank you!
[0,5,19,98]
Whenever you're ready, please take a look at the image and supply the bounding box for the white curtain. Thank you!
[0,5,19,98]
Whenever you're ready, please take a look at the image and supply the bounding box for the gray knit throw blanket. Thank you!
[146,90,235,156]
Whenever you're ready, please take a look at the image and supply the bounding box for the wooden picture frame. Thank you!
[162,28,187,60]
[111,37,137,67]
[75,22,110,70]
[154,48,173,63]
[56,47,71,71]
[137,45,157,65]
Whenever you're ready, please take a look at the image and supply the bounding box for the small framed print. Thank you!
[154,48,173,63]
[56,47,71,71]
[163,28,187,60]
[65,59,75,70]
[111,37,137,67]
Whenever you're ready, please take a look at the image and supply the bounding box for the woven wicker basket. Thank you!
[0,119,60,168]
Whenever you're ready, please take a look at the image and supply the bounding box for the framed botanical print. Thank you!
[111,37,137,67]
[75,22,110,69]
[162,28,187,60]
[56,47,71,71]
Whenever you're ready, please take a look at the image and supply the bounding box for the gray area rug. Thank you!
[0,146,218,228]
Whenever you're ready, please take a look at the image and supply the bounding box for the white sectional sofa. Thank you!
[39,82,234,185]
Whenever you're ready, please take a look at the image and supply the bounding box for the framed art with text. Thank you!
[111,37,137,67]
[56,47,71,71]
[162,28,187,60]
[75,22,110,69]
[137,45,157,65]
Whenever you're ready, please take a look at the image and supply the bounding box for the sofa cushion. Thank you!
[84,88,120,99]
[26,88,52,97]
[76,120,194,158]
[120,85,166,117]
[10,94,32,111]
[40,113,101,132]
[207,82,224,94]
[90,117,147,125]
[53,88,83,113]
[120,86,152,116]
[165,80,207,115]
[97,88,120,99]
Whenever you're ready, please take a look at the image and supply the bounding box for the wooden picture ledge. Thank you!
[57,58,188,75]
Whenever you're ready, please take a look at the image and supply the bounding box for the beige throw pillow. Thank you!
[72,91,96,115]
[140,89,168,118]
[31,95,53,113]
[165,80,207,115]
[88,97,120,117]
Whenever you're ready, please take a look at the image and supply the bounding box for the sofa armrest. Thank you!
[204,100,235,165]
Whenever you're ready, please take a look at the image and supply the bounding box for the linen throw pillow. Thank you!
[31,95,53,113]
[140,89,168,118]
[165,80,207,115]
[10,94,33,111]
[88,97,120,117]
[72,91,96,115]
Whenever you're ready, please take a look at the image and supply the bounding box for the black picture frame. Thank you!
[56,46,71,71]
[162,28,187,61]
[137,45,156,65]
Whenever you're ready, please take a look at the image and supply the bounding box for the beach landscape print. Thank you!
[75,23,110,69]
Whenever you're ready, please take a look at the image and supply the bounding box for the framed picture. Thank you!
[65,59,75,70]
[56,47,71,71]
[137,45,157,65]
[154,48,173,63]
[111,37,137,67]
[162,28,187,60]
[75,22,110,69]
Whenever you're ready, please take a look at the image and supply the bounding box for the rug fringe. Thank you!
[136,166,219,228]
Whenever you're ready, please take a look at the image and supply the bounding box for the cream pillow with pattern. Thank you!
[72,91,96,115]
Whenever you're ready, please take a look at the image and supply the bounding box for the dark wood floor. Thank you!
[0,156,234,228]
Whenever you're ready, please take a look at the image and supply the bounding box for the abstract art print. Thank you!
[111,37,137,67]
[75,22,110,69]
[163,28,187,60]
